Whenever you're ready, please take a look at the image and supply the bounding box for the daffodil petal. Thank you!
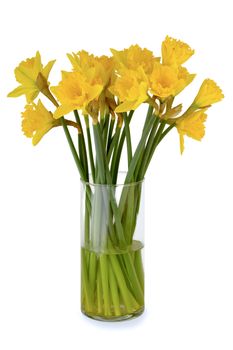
[115,101,137,113]
[14,67,35,86]
[25,89,39,103]
[53,104,74,119]
[32,125,52,145]
[179,133,184,154]
[7,85,29,98]
[42,60,56,80]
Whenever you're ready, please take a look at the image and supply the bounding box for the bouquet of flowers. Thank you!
[8,36,223,321]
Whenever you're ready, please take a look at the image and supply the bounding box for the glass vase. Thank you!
[80,173,145,321]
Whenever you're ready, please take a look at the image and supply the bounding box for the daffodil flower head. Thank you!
[176,109,208,154]
[162,36,194,66]
[149,63,178,98]
[8,51,55,103]
[67,50,96,72]
[66,51,114,118]
[111,44,158,75]
[51,71,103,119]
[193,79,224,108]
[149,62,195,99]
[67,50,114,88]
[108,67,148,113]
[21,100,60,145]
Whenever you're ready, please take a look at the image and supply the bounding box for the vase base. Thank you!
[82,306,144,322]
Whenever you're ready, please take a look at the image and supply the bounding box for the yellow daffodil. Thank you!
[111,44,158,75]
[22,100,60,145]
[176,109,207,154]
[51,71,103,119]
[8,51,55,103]
[108,67,148,113]
[67,51,115,116]
[67,50,96,72]
[162,36,194,66]
[67,50,114,87]
[149,63,177,98]
[149,63,195,99]
[193,79,224,108]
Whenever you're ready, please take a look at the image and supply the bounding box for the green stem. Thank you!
[123,112,132,167]
[100,115,105,131]
[60,117,86,180]
[94,123,127,247]
[122,184,135,244]
[134,249,144,291]
[124,108,154,184]
[74,110,89,179]
[61,117,92,244]
[84,189,90,245]
[134,150,144,181]
[142,105,154,133]
[142,119,167,176]
[158,122,176,144]
[123,253,144,305]
[84,116,95,181]
[108,125,121,166]
[103,113,110,151]
[108,262,121,316]
[109,254,139,312]
[140,121,175,179]
[107,117,116,153]
[97,265,103,314]
[111,110,134,184]
[136,115,160,180]
[88,251,97,305]
[99,254,111,316]
[81,248,92,312]
[118,112,154,218]
[90,185,103,249]
[93,123,106,183]
[78,133,88,178]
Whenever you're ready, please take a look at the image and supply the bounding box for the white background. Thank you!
[0,0,232,349]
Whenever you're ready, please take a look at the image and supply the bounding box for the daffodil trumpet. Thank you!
[8,37,224,321]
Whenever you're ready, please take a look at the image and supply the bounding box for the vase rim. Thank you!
[80,171,145,188]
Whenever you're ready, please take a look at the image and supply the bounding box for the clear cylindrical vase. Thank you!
[80,174,145,321]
